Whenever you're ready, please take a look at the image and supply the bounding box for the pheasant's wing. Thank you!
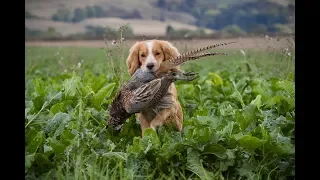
[124,79,162,113]
[145,92,174,115]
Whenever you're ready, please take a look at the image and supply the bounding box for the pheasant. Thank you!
[107,41,237,130]
[107,69,199,130]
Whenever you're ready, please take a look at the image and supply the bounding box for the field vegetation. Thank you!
[25,34,295,179]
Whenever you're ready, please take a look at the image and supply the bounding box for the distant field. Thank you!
[25,36,294,50]
[25,0,199,36]
[25,18,213,36]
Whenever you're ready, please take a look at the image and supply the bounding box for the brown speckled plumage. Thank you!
[107,69,198,130]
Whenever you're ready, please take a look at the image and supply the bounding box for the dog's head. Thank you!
[126,40,180,76]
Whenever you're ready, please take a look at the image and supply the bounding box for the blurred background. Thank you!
[25,0,295,43]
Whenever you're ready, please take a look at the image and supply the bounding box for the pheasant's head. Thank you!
[168,71,199,82]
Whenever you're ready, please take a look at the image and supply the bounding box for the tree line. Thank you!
[51,5,142,23]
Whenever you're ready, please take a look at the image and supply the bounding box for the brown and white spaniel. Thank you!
[126,39,184,136]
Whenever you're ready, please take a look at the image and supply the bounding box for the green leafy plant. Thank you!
[25,41,295,180]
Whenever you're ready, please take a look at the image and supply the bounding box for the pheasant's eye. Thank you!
[141,54,145,57]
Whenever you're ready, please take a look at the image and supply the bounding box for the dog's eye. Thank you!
[141,54,145,57]
[155,52,160,55]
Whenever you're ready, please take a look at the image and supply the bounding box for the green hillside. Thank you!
[25,0,295,39]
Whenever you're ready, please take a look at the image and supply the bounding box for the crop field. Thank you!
[25,37,295,179]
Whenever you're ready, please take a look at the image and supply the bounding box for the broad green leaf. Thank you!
[190,127,213,143]
[34,153,52,172]
[205,80,214,86]
[62,75,81,97]
[187,148,214,180]
[90,83,116,109]
[158,130,182,159]
[25,100,34,110]
[127,137,143,156]
[25,154,35,172]
[235,104,258,131]
[250,95,262,110]
[265,95,295,110]
[226,149,236,159]
[141,128,161,154]
[252,85,271,101]
[44,144,53,154]
[267,127,295,155]
[195,107,209,116]
[209,72,223,85]
[197,127,212,142]
[233,78,248,92]
[26,127,39,145]
[276,80,295,98]
[48,91,63,103]
[50,100,73,114]
[202,144,227,159]
[79,85,92,98]
[233,132,244,140]
[44,112,71,137]
[238,135,267,151]
[82,70,108,92]
[48,137,67,154]
[219,104,236,116]
[216,159,235,171]
[231,90,245,108]
[82,69,95,84]
[102,152,127,161]
[195,116,219,127]
[32,95,44,111]
[60,129,76,143]
[265,95,283,107]
[26,131,45,154]
[33,78,46,96]
[91,75,109,92]
[126,155,151,177]
[236,163,256,177]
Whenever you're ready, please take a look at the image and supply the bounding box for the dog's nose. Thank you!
[146,63,154,70]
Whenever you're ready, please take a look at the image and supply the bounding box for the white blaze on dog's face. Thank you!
[140,40,164,72]
[126,40,181,76]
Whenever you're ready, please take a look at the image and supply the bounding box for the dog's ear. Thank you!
[126,42,141,76]
[159,40,181,71]
[160,40,180,60]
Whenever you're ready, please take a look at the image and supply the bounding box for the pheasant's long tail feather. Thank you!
[164,41,237,68]
[179,41,237,57]
[165,51,229,67]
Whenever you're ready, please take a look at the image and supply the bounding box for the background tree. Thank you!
[73,8,87,22]
[85,6,96,18]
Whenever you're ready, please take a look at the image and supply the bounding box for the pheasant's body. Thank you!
[108,68,197,130]
[108,68,154,130]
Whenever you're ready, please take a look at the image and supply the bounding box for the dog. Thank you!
[126,39,184,136]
